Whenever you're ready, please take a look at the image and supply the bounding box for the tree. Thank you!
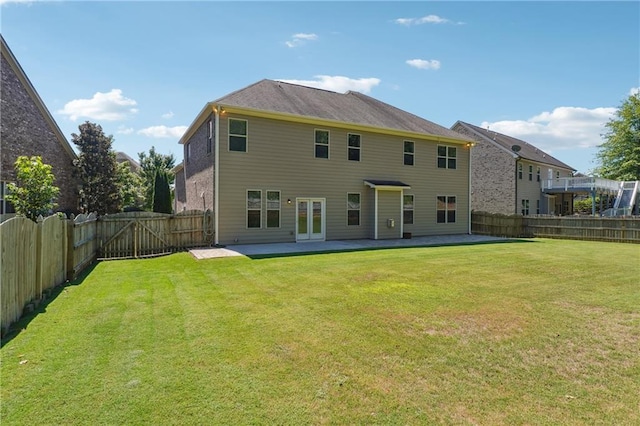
[5,156,60,221]
[138,146,175,210]
[152,169,172,214]
[116,161,145,211]
[595,92,640,181]
[72,122,122,214]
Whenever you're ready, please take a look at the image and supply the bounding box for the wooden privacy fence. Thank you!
[1,209,212,332]
[1,214,79,333]
[98,210,213,259]
[472,211,640,243]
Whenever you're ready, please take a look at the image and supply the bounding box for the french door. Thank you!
[296,199,325,241]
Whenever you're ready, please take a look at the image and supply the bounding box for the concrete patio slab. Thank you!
[189,234,508,259]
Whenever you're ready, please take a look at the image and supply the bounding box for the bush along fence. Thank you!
[0,210,213,333]
[472,211,640,243]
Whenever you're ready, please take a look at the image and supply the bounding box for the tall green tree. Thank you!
[152,169,172,214]
[5,156,60,221]
[116,161,145,211]
[138,146,175,210]
[72,122,122,214]
[595,92,640,180]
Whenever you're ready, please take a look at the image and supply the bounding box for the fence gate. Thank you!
[98,212,173,259]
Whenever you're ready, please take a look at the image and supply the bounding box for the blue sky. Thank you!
[2,1,638,174]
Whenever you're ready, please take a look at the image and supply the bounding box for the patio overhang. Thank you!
[364,180,411,190]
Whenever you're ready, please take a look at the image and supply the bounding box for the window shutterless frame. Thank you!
[347,192,361,226]
[437,145,457,169]
[403,141,414,166]
[266,190,281,228]
[436,195,456,223]
[246,189,261,228]
[229,118,248,152]
[315,129,330,159]
[347,133,361,162]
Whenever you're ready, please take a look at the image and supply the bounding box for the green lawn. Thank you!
[1,239,639,425]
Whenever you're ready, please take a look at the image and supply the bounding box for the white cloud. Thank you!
[406,59,441,70]
[395,15,463,26]
[629,87,639,96]
[116,126,134,135]
[161,111,174,119]
[58,89,138,121]
[137,125,188,139]
[285,33,318,48]
[480,106,616,152]
[277,75,381,94]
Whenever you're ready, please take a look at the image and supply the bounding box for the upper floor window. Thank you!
[186,143,191,163]
[404,141,414,166]
[437,196,456,223]
[315,130,329,159]
[518,163,523,179]
[266,191,280,228]
[348,133,361,162]
[556,171,560,179]
[229,119,248,152]
[403,195,414,225]
[437,146,457,169]
[536,167,541,182]
[528,165,533,181]
[247,190,261,228]
[347,193,360,226]
[207,119,213,154]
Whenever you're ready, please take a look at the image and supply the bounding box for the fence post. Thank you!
[66,218,75,281]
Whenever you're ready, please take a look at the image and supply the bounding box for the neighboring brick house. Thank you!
[451,121,576,216]
[176,79,475,245]
[1,35,78,216]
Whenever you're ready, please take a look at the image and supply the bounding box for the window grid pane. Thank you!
[438,145,456,169]
[437,196,456,224]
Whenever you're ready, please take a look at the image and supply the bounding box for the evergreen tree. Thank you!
[595,92,640,180]
[152,170,172,214]
[138,146,175,210]
[6,156,60,221]
[72,122,122,214]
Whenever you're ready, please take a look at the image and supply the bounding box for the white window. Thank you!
[207,119,213,154]
[528,165,533,181]
[437,196,456,223]
[229,119,248,152]
[518,163,523,179]
[315,130,329,159]
[536,167,541,182]
[437,146,457,169]
[266,191,280,228]
[348,133,361,162]
[347,193,360,226]
[521,199,530,215]
[404,141,414,166]
[403,195,414,225]
[247,190,261,228]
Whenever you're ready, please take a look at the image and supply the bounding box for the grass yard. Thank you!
[1,239,639,425]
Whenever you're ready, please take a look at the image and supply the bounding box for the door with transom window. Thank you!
[296,198,325,241]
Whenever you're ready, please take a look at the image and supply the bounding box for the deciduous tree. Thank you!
[5,156,60,221]
[596,93,640,180]
[138,146,175,210]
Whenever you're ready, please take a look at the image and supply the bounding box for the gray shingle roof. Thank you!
[454,121,575,171]
[214,79,471,141]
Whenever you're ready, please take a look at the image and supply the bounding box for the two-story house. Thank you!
[175,79,475,245]
[451,121,576,216]
[1,35,78,217]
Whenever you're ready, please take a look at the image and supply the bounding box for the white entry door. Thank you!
[296,199,325,241]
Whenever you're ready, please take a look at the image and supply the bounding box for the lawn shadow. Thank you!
[245,238,536,260]
[1,262,100,348]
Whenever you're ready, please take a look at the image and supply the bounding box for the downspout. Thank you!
[468,145,472,234]
[214,106,220,246]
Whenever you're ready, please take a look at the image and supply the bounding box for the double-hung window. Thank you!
[185,143,191,163]
[348,133,361,161]
[229,119,248,152]
[536,167,541,182]
[521,199,530,216]
[347,193,360,226]
[403,195,414,225]
[528,165,533,181]
[403,141,414,166]
[518,163,523,179]
[266,191,280,228]
[315,130,329,159]
[437,196,456,223]
[247,190,261,228]
[437,146,457,169]
[207,119,213,154]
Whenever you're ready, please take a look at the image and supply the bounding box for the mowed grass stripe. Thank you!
[1,239,639,425]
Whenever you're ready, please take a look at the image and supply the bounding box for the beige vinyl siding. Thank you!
[377,190,402,239]
[517,160,542,216]
[217,114,470,244]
